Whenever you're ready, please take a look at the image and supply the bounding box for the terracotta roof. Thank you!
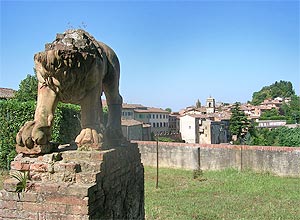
[0,88,15,99]
[121,119,143,126]
[134,107,169,114]
[180,114,206,119]
[102,100,146,110]
[122,103,146,109]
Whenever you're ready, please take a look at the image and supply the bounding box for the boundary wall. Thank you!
[134,141,300,177]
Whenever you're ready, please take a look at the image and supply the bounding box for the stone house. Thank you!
[199,120,230,144]
[121,119,143,141]
[180,114,230,144]
[122,103,145,120]
[180,114,205,143]
[134,107,169,135]
[120,103,169,138]
[169,112,180,133]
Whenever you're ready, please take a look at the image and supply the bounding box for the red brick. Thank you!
[22,202,44,212]
[0,209,19,219]
[90,152,104,160]
[66,204,89,215]
[65,214,89,220]
[0,191,38,202]
[30,162,48,172]
[44,203,67,213]
[76,172,97,184]
[3,178,19,192]
[21,192,38,202]
[0,191,19,201]
[45,195,88,206]
[0,200,17,209]
[31,182,65,193]
[11,161,30,171]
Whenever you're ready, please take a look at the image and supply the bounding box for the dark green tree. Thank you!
[251,80,295,105]
[229,102,252,143]
[165,108,172,113]
[14,73,38,102]
[196,99,201,108]
[246,127,300,147]
[280,95,300,124]
[260,108,285,120]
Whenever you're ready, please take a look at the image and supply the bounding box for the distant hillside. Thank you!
[251,80,295,105]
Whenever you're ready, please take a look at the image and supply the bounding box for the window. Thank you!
[153,123,155,127]
[189,126,191,129]
[157,123,159,127]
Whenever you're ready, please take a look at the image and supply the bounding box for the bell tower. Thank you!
[206,96,215,114]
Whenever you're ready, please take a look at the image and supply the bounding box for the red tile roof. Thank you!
[0,88,15,99]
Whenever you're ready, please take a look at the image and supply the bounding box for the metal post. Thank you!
[156,134,159,189]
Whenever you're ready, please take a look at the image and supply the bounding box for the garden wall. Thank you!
[135,141,300,177]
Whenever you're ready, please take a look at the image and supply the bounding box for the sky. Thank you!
[1,0,299,111]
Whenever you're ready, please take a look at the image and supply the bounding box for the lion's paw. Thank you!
[75,128,103,149]
[16,121,51,153]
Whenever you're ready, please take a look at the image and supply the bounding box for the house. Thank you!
[134,107,169,135]
[122,103,146,120]
[0,88,15,100]
[121,119,143,141]
[180,114,205,143]
[257,120,286,128]
[199,120,230,144]
[169,112,180,133]
[180,114,230,144]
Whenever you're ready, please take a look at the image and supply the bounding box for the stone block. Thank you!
[11,161,31,171]
[30,162,48,172]
[0,143,144,219]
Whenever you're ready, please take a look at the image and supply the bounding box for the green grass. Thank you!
[145,167,300,220]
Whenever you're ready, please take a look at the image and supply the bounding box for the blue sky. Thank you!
[1,0,299,111]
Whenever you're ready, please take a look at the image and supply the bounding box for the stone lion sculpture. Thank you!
[16,29,124,154]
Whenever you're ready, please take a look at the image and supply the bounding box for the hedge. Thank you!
[0,100,81,169]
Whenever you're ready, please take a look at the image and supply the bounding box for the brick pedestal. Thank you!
[0,143,144,220]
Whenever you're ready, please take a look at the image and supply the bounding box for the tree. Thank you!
[14,73,38,102]
[165,108,172,113]
[251,80,295,105]
[196,99,201,108]
[246,127,300,147]
[260,108,285,120]
[229,102,252,143]
[280,95,300,124]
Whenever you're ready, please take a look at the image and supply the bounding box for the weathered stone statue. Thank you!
[16,29,124,154]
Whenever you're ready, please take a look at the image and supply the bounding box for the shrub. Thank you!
[0,100,81,169]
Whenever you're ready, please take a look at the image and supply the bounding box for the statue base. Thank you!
[0,143,145,219]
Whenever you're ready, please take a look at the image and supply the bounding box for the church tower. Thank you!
[206,96,215,114]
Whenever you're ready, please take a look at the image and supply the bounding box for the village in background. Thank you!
[0,79,299,145]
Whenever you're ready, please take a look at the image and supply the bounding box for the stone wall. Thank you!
[0,143,144,219]
[135,141,300,177]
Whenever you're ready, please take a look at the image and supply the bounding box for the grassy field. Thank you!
[1,167,299,219]
[145,167,300,220]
